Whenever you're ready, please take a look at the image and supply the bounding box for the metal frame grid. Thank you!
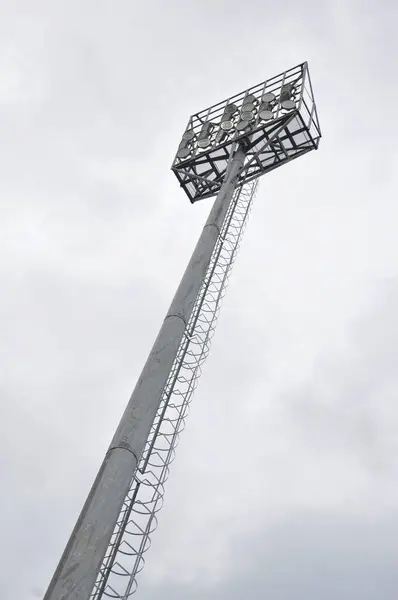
[172,62,321,203]
[90,179,258,599]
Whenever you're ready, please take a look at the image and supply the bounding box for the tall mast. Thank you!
[44,62,321,600]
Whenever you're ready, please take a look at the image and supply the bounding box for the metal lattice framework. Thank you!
[90,178,259,599]
[172,62,320,203]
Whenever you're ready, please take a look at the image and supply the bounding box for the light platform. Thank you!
[172,62,321,203]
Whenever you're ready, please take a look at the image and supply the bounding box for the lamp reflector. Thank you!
[262,92,276,103]
[182,129,195,141]
[220,120,234,131]
[177,131,194,159]
[243,93,257,105]
[241,110,254,121]
[281,99,296,110]
[241,102,255,112]
[259,108,273,120]
[177,147,191,159]
[236,119,250,131]
[220,103,237,131]
[197,122,213,148]
[280,83,296,110]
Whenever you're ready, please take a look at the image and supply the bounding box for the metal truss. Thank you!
[172,61,321,202]
[90,177,259,599]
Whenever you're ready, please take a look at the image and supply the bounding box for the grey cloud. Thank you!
[140,510,398,600]
[1,1,398,599]
[282,278,398,477]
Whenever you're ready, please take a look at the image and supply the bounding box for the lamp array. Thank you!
[177,83,297,160]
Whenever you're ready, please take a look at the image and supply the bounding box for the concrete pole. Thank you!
[44,144,245,600]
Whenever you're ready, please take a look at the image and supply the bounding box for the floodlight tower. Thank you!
[44,62,320,600]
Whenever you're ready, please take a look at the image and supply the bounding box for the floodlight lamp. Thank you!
[262,92,276,103]
[236,119,250,131]
[259,107,273,120]
[259,92,276,120]
[215,129,228,144]
[241,110,254,121]
[280,83,296,110]
[241,102,256,112]
[177,129,195,158]
[282,99,296,110]
[182,129,195,141]
[197,122,213,148]
[220,120,234,131]
[177,142,191,159]
[224,103,238,115]
[242,93,257,106]
[220,103,237,131]
[241,94,258,121]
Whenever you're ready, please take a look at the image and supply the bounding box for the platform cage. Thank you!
[172,61,321,203]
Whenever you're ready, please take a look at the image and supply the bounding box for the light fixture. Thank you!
[280,83,296,110]
[242,93,257,112]
[177,129,195,159]
[220,103,237,131]
[259,91,276,120]
[236,119,250,131]
[197,122,214,148]
[241,110,255,121]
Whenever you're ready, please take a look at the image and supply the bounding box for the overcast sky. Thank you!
[1,1,398,599]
